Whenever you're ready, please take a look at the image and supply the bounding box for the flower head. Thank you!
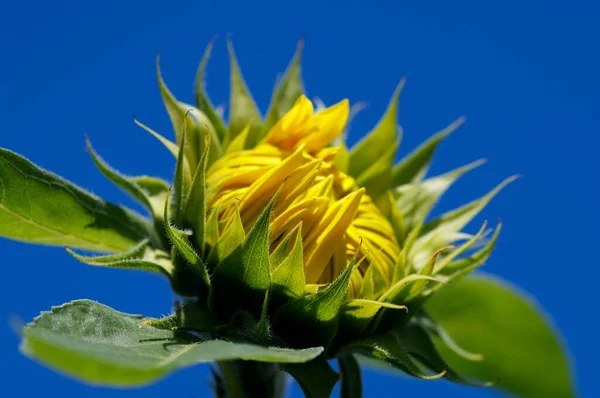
[207,95,399,298]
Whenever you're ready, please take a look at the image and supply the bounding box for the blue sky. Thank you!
[0,1,598,396]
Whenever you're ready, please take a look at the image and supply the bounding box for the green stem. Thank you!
[214,360,288,398]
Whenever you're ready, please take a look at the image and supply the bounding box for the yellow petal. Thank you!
[297,99,349,152]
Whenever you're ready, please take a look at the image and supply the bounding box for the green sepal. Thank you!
[85,135,169,220]
[163,194,211,296]
[412,176,517,268]
[65,239,173,278]
[333,140,350,173]
[338,299,407,343]
[348,80,404,179]
[194,38,229,146]
[429,223,502,293]
[271,228,305,299]
[273,256,356,349]
[262,41,304,136]
[395,159,486,232]
[212,193,276,318]
[183,137,210,253]
[425,275,574,397]
[0,148,155,252]
[269,224,300,268]
[391,116,465,187]
[208,203,245,264]
[338,354,362,398]
[141,301,216,334]
[133,118,178,157]
[356,141,398,203]
[156,57,221,168]
[281,359,339,398]
[173,133,190,224]
[227,39,262,145]
[20,300,324,387]
[342,328,450,381]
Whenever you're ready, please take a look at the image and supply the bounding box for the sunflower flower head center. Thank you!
[206,95,400,297]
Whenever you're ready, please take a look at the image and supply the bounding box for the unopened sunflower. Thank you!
[0,40,572,398]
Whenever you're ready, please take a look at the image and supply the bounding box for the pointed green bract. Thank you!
[195,39,229,145]
[425,275,575,398]
[430,224,502,293]
[412,176,517,269]
[348,80,404,179]
[356,142,398,203]
[262,41,304,135]
[273,257,356,348]
[227,40,262,145]
[133,118,179,157]
[85,136,169,219]
[66,240,174,277]
[212,194,276,317]
[271,230,305,298]
[281,359,339,398]
[157,58,221,168]
[209,204,245,263]
[21,300,324,387]
[184,139,210,252]
[395,159,486,231]
[391,116,465,187]
[339,299,407,338]
[0,148,155,252]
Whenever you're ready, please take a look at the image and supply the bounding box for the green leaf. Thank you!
[273,257,356,348]
[348,80,404,179]
[281,359,339,398]
[425,274,574,398]
[194,39,229,146]
[391,116,465,187]
[262,41,304,136]
[227,39,262,145]
[212,194,275,317]
[395,159,486,231]
[85,136,169,219]
[338,354,362,398]
[0,148,155,252]
[21,300,324,387]
[66,239,174,277]
[271,229,305,298]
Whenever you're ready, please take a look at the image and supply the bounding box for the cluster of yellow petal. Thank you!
[206,95,400,297]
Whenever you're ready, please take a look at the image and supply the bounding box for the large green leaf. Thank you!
[20,300,324,387]
[425,274,574,398]
[0,148,155,252]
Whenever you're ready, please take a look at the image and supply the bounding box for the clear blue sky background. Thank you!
[0,1,597,397]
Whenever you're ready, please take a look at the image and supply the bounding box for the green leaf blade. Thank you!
[425,274,575,398]
[21,300,324,387]
[0,148,155,252]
